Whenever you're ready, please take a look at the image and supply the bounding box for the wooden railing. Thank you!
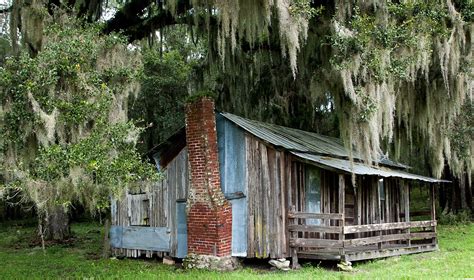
[343,220,436,247]
[288,211,344,249]
[288,210,437,263]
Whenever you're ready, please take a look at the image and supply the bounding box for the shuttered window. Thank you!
[128,193,150,226]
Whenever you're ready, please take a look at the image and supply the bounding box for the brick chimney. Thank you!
[185,96,232,257]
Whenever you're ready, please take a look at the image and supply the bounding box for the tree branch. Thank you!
[0,5,12,14]
[103,0,193,42]
[102,0,279,54]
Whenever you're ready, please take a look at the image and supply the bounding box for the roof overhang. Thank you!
[291,152,450,184]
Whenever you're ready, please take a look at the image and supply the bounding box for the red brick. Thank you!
[185,97,232,257]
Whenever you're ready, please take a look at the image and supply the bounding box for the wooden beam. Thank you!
[296,253,341,261]
[376,178,382,249]
[385,180,390,222]
[344,233,410,246]
[345,244,438,262]
[356,180,362,238]
[343,220,436,234]
[338,174,346,258]
[288,224,342,234]
[410,232,437,239]
[290,238,343,248]
[404,182,411,246]
[370,178,376,226]
[289,205,300,269]
[430,184,437,245]
[287,212,343,220]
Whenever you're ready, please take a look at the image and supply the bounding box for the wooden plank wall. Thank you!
[344,179,355,226]
[289,162,343,241]
[349,176,403,238]
[245,135,288,259]
[320,170,339,218]
[111,148,189,258]
[385,178,401,223]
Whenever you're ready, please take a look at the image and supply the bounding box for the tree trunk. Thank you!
[102,218,111,259]
[466,175,473,211]
[439,167,473,214]
[42,205,71,241]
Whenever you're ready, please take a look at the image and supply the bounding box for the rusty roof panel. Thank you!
[291,152,449,183]
[220,112,408,169]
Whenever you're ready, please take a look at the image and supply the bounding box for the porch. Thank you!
[288,173,438,265]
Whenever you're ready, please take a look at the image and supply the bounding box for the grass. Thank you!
[0,220,473,279]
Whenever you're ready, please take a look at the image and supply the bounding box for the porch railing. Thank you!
[288,210,437,263]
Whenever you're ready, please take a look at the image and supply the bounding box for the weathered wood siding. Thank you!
[345,180,355,226]
[290,164,342,214]
[111,147,189,258]
[245,135,288,258]
[353,177,403,227]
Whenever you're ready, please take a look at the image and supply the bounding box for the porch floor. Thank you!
[297,243,438,262]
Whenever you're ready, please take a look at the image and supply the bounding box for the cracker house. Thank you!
[110,97,446,266]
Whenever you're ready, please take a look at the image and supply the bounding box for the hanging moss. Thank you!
[309,0,473,182]
[0,15,157,217]
[173,0,473,184]
[162,0,318,75]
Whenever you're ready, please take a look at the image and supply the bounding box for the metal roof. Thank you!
[220,112,446,183]
[220,112,408,169]
[292,152,449,183]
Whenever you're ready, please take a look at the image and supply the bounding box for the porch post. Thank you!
[290,205,300,269]
[403,181,411,246]
[338,174,345,258]
[376,178,382,250]
[430,184,437,245]
[356,177,362,239]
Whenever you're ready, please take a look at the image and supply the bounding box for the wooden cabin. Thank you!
[110,97,446,265]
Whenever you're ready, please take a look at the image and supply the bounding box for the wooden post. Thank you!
[370,179,376,225]
[338,174,345,259]
[376,179,382,250]
[290,205,300,269]
[385,180,392,236]
[403,182,411,247]
[430,184,437,245]
[323,172,330,239]
[356,179,362,239]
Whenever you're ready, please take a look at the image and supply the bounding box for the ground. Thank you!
[0,220,473,279]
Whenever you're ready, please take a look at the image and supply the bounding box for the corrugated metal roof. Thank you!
[291,152,449,183]
[220,112,408,169]
[220,112,446,183]
[221,112,347,156]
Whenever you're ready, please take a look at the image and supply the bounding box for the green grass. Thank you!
[0,220,473,279]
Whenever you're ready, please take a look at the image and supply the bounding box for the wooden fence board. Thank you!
[344,233,410,246]
[288,224,342,234]
[344,221,436,234]
[290,238,343,248]
[288,212,343,220]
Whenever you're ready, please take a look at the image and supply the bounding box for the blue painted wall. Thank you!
[216,114,248,257]
[110,226,171,251]
[176,202,188,258]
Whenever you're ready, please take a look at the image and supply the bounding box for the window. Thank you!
[305,166,321,225]
[129,193,150,226]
